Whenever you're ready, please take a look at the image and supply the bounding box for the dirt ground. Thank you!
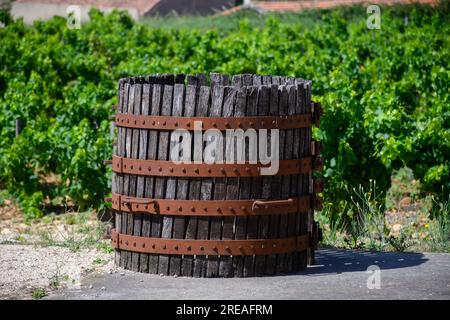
[0,200,115,300]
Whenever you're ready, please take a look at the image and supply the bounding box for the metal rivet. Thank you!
[169,167,174,173]
[225,123,231,128]
[152,121,156,125]
[204,207,208,212]
[207,169,212,173]
[148,167,151,171]
[191,207,195,212]
[142,243,145,248]
[212,122,217,128]
[162,121,167,126]
[158,167,162,172]
[166,206,170,210]
[186,122,191,127]
[200,246,204,251]
[142,120,145,125]
[133,242,136,247]
[187,246,191,251]
[174,122,178,127]
[134,120,137,125]
[163,245,167,249]
[125,241,129,245]
[130,165,133,170]
[152,244,156,249]
[178,206,182,211]
[182,168,186,173]
[194,168,200,174]
[139,166,142,171]
[145,205,148,210]
[220,168,226,175]
[174,245,179,250]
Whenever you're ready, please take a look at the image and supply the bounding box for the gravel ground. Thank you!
[0,244,114,299]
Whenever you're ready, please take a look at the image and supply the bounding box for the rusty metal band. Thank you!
[112,155,312,177]
[109,193,311,216]
[114,113,312,131]
[110,229,310,256]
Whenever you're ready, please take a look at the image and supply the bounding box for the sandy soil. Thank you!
[0,244,114,299]
[0,200,115,299]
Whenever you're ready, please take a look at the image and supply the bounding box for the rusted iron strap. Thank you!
[109,193,311,216]
[112,155,312,177]
[110,229,310,256]
[114,113,312,131]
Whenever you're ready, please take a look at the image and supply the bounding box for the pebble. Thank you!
[101,286,106,291]
[173,275,178,278]
[88,284,93,289]
[120,272,125,276]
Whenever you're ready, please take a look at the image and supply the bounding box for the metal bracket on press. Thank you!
[312,102,323,127]
[311,141,323,156]
[313,155,324,172]
[106,193,311,216]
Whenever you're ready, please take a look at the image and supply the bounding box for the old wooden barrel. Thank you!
[108,73,323,277]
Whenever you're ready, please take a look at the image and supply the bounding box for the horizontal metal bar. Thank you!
[107,193,311,216]
[110,229,311,256]
[114,113,312,131]
[111,156,312,177]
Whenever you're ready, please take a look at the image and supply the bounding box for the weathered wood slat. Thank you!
[148,83,163,274]
[206,73,228,277]
[114,79,125,267]
[243,79,260,277]
[181,76,202,277]
[193,85,211,278]
[168,83,186,276]
[135,82,152,273]
[121,80,134,269]
[156,84,174,275]
[218,85,237,277]
[231,77,248,277]
[285,84,297,273]
[276,84,290,274]
[130,82,142,272]
[254,84,271,276]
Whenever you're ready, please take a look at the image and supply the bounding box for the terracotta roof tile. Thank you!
[238,0,438,13]
[15,0,160,16]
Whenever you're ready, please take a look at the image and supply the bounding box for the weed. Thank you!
[31,288,47,299]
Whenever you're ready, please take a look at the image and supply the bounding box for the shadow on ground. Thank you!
[297,248,428,276]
